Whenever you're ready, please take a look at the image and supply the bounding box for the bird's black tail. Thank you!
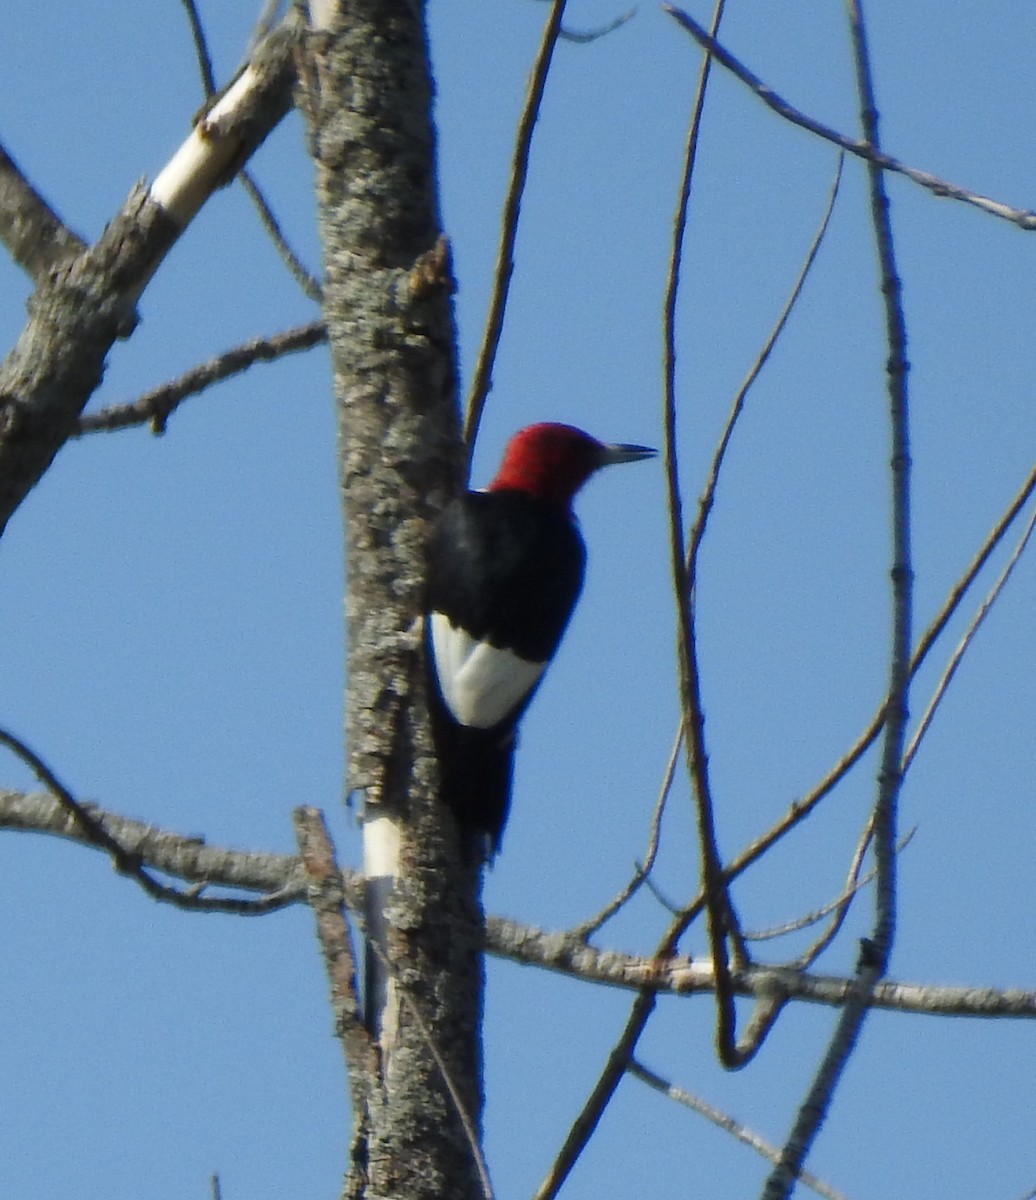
[431,708,516,859]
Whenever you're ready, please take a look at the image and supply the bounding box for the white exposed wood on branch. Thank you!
[0,20,297,538]
[151,63,267,227]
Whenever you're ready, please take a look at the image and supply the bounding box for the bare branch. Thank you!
[762,3,912,1190]
[0,732,297,914]
[559,8,635,42]
[0,788,307,898]
[149,17,299,231]
[76,320,327,435]
[573,721,682,939]
[487,915,1036,1017]
[664,6,1036,231]
[661,0,750,1070]
[293,807,378,1112]
[2,787,1031,1020]
[463,0,569,454]
[533,990,657,1200]
[0,20,298,538]
[179,0,218,96]
[905,500,1036,770]
[628,1062,853,1200]
[0,141,87,279]
[177,1,321,301]
[239,170,323,300]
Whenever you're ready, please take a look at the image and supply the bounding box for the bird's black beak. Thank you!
[599,443,657,466]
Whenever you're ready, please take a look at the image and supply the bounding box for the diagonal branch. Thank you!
[0,731,297,914]
[0,18,298,538]
[629,1061,853,1200]
[463,0,569,455]
[178,0,321,300]
[179,0,218,95]
[905,498,1036,769]
[532,990,657,1200]
[0,141,87,279]
[712,458,1036,904]
[77,320,327,435]
[664,6,1036,231]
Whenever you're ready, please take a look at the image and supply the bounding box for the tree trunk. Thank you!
[298,3,486,1197]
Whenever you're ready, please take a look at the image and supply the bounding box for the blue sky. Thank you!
[1,2,1034,1198]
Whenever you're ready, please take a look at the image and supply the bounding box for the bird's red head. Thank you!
[487,423,655,508]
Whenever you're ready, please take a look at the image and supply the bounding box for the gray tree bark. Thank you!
[298,3,486,1197]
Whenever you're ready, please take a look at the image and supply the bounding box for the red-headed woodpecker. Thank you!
[363,423,654,1049]
[425,422,656,856]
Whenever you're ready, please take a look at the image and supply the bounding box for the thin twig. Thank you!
[179,0,320,300]
[240,169,323,300]
[76,320,327,435]
[180,0,218,95]
[746,825,871,946]
[762,2,912,1191]
[532,990,657,1200]
[664,6,1036,232]
[792,825,912,964]
[662,0,746,1068]
[573,721,682,939]
[711,459,1036,904]
[740,826,914,957]
[629,1061,854,1200]
[463,0,569,456]
[688,155,843,566]
[905,499,1036,770]
[792,825,913,971]
[0,728,293,913]
[559,8,635,42]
